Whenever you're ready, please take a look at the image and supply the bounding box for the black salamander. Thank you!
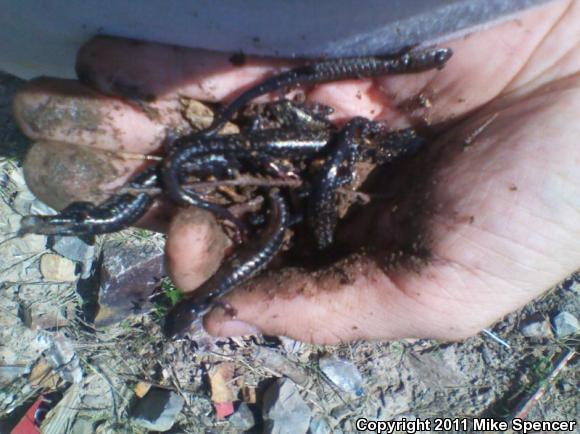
[164,189,289,337]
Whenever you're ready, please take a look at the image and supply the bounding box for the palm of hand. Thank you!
[13,0,580,342]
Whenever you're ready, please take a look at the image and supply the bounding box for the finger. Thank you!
[23,140,141,209]
[13,78,187,152]
[14,79,188,230]
[202,256,498,343]
[165,207,231,292]
[75,2,565,128]
[22,140,175,232]
[307,1,568,126]
[76,35,290,103]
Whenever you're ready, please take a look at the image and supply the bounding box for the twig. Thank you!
[510,348,576,420]
[117,175,302,196]
[0,252,44,275]
[0,234,20,248]
[482,328,511,349]
[186,176,302,189]
[108,150,163,162]
[229,196,264,217]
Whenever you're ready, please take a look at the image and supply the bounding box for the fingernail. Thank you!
[218,320,260,337]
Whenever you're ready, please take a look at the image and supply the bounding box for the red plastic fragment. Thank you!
[214,401,235,419]
[11,395,43,434]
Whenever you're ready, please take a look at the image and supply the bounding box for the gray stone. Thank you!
[309,416,332,434]
[263,378,311,434]
[382,390,413,418]
[319,356,364,396]
[228,402,255,430]
[52,235,96,278]
[45,334,83,383]
[520,319,552,338]
[11,190,37,215]
[552,311,579,337]
[329,404,351,421]
[95,238,165,326]
[131,388,184,432]
[0,365,29,384]
[30,198,57,216]
[278,335,303,354]
[70,417,95,434]
[569,279,579,294]
[20,301,71,330]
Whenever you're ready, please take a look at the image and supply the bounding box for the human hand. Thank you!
[13,0,580,343]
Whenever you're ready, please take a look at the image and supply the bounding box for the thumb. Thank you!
[202,255,491,344]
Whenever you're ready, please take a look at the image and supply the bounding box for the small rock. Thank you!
[39,253,77,281]
[263,378,311,434]
[382,390,412,418]
[20,301,72,330]
[228,402,255,430]
[131,388,184,432]
[253,347,308,386]
[70,417,95,434]
[557,379,574,393]
[520,319,552,338]
[552,311,579,337]
[309,416,332,434]
[183,99,239,134]
[241,385,257,404]
[0,365,29,384]
[29,358,60,389]
[330,404,351,421]
[319,356,364,396]
[95,238,165,326]
[51,236,96,278]
[30,198,57,216]
[278,336,303,354]
[209,362,236,404]
[569,279,579,294]
[11,190,37,215]
[134,381,152,398]
[45,334,83,384]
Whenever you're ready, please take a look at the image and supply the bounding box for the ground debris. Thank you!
[228,401,256,430]
[39,253,77,282]
[520,316,553,338]
[50,235,96,278]
[131,387,184,432]
[208,362,236,419]
[253,346,309,386]
[28,358,60,389]
[95,234,165,327]
[263,378,312,434]
[551,311,579,337]
[319,356,364,397]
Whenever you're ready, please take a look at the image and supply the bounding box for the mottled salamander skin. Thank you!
[204,47,452,136]
[164,189,289,338]
[18,165,159,237]
[307,117,372,249]
[161,128,331,224]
